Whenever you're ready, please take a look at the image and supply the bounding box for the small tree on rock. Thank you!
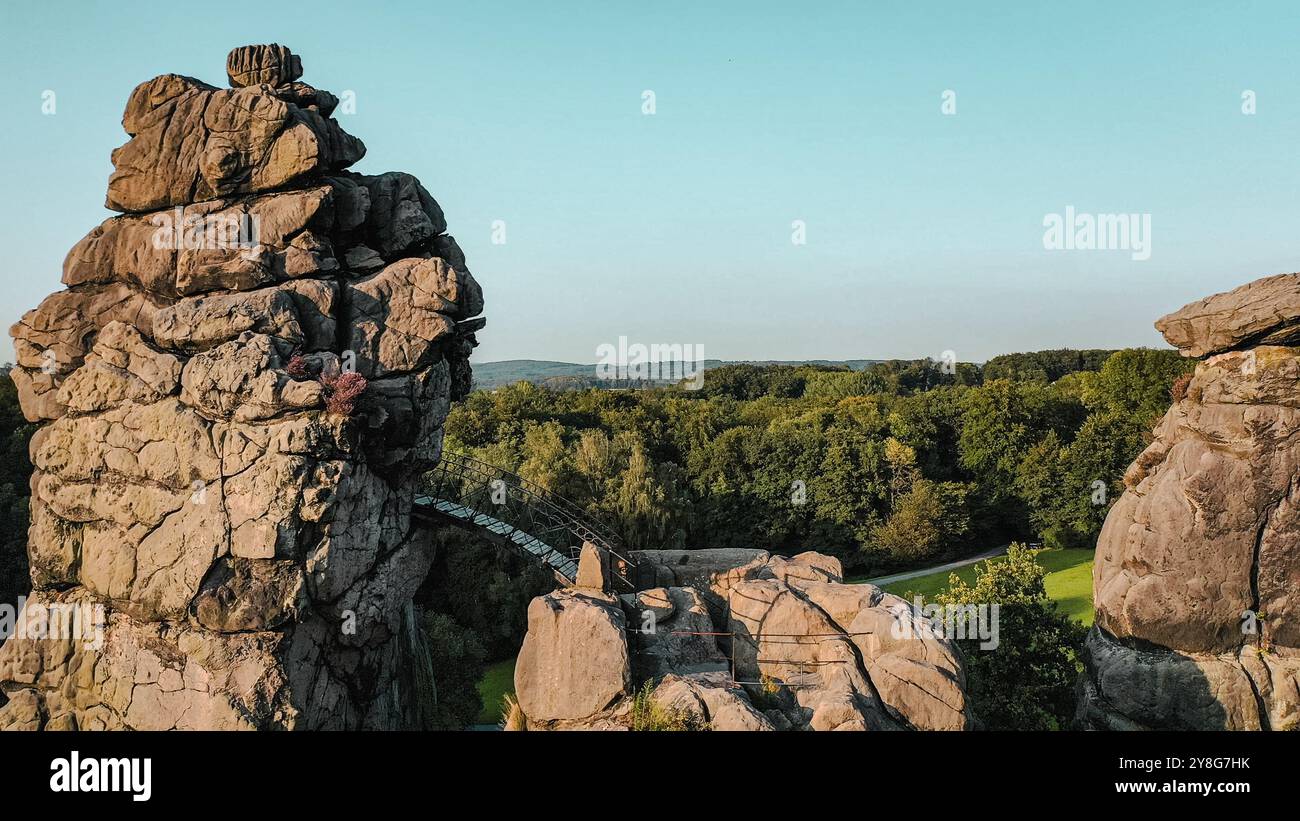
[936,544,1086,730]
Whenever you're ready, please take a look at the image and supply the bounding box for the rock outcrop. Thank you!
[512,550,973,731]
[1079,273,1300,730]
[0,45,483,730]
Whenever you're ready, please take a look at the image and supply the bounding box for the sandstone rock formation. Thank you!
[0,45,483,730]
[513,589,632,726]
[511,549,973,731]
[1079,274,1300,730]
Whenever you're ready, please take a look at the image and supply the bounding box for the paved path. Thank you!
[860,545,1009,588]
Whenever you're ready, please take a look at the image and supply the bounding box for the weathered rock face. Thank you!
[0,45,484,730]
[1080,274,1300,731]
[512,550,973,731]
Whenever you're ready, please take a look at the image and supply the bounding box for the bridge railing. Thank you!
[419,450,642,591]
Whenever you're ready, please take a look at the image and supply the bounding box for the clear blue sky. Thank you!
[2,1,1299,365]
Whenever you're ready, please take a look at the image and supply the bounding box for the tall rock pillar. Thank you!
[0,44,484,730]
[1079,274,1300,730]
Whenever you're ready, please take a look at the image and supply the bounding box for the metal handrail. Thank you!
[416,450,641,591]
[438,451,632,556]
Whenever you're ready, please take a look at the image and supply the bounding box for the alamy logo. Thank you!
[50,751,151,802]
[1042,205,1151,261]
[150,207,260,256]
[1,597,104,649]
[595,337,705,389]
[891,599,1000,650]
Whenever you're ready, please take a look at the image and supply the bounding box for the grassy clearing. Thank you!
[1039,551,1094,625]
[475,657,516,725]
[879,548,1095,626]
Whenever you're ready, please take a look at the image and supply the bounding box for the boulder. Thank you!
[346,257,479,377]
[727,576,899,731]
[514,590,632,724]
[846,592,970,731]
[774,551,843,584]
[106,72,365,213]
[574,542,608,590]
[1156,272,1300,357]
[225,43,302,88]
[651,672,773,731]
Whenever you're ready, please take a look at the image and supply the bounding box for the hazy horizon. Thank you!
[3,1,1297,366]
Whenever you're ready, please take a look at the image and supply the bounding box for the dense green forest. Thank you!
[448,348,1193,574]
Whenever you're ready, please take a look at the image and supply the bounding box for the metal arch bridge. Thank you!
[413,450,643,592]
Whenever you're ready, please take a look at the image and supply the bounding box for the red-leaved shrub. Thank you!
[285,353,309,379]
[321,371,368,416]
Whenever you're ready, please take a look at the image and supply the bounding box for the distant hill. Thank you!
[470,358,883,390]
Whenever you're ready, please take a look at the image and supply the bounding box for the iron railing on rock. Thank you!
[414,450,642,591]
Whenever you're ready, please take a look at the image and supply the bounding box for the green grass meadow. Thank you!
[879,548,1095,626]
[476,657,516,725]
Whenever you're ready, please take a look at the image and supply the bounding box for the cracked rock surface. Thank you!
[1079,273,1300,730]
[0,44,482,730]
